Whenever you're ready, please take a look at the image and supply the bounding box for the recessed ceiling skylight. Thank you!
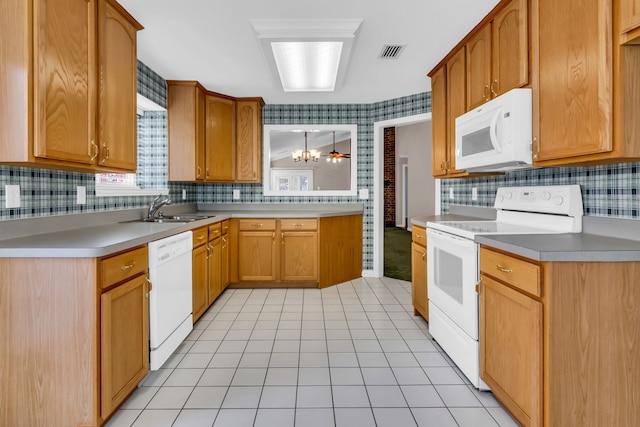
[251,19,363,93]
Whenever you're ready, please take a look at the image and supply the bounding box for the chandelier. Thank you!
[292,131,320,162]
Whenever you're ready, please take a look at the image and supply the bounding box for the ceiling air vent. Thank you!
[379,44,406,59]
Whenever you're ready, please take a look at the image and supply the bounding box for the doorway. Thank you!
[370,113,434,278]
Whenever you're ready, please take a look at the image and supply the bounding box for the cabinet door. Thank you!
[236,99,263,183]
[97,0,139,171]
[430,66,448,177]
[492,0,528,97]
[534,0,613,162]
[208,238,222,304]
[466,25,492,110]
[100,274,149,419]
[196,88,206,179]
[238,230,276,281]
[411,242,428,320]
[205,95,236,181]
[621,0,640,34]
[221,235,230,289]
[446,48,467,175]
[33,0,96,165]
[480,275,542,427]
[192,244,208,322]
[281,231,318,281]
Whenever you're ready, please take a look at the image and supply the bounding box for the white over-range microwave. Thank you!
[455,88,532,172]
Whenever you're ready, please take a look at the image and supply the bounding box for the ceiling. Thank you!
[120,0,500,105]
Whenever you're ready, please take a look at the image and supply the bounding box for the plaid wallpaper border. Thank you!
[2,58,640,266]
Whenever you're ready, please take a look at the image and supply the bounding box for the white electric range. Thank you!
[426,185,583,389]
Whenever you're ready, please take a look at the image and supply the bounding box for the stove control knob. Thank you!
[552,195,564,205]
[504,192,513,200]
[497,195,504,203]
[542,191,551,200]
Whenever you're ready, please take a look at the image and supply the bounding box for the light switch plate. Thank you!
[359,188,369,199]
[233,189,240,200]
[5,185,20,208]
[449,188,455,200]
[471,187,478,201]
[182,189,187,200]
[76,186,86,205]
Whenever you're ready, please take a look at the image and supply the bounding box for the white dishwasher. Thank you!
[148,231,193,370]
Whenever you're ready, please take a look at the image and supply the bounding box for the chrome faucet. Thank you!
[147,194,172,220]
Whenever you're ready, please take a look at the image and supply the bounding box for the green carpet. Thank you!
[384,226,412,281]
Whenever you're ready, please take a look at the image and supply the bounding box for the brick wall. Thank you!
[384,127,395,226]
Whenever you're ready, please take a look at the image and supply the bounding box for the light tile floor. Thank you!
[105,277,519,427]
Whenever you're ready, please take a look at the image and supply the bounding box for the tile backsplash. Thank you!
[2,59,640,270]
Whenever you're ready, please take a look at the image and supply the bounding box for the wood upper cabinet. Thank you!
[466,0,528,110]
[205,95,236,181]
[532,0,640,166]
[167,82,264,183]
[445,48,467,177]
[98,0,143,170]
[620,0,640,36]
[411,226,428,321]
[466,25,492,110]
[0,0,140,172]
[167,81,206,181]
[236,98,264,183]
[491,0,528,98]
[32,0,97,166]
[430,67,448,177]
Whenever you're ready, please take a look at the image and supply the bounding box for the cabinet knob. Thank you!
[490,79,498,97]
[90,140,99,162]
[100,142,110,165]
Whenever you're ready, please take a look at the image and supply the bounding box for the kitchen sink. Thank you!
[121,214,215,224]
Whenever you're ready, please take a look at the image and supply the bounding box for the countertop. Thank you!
[415,207,640,262]
[0,204,363,258]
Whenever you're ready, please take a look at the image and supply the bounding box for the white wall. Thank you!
[396,121,435,228]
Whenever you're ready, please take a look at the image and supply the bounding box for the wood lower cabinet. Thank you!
[480,246,640,427]
[238,219,278,281]
[100,273,149,419]
[0,245,150,426]
[0,0,141,172]
[480,273,542,427]
[221,220,230,289]
[411,225,428,321]
[234,215,362,288]
[281,219,318,282]
[192,223,226,323]
[192,228,209,322]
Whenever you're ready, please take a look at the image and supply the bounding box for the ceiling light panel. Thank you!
[251,19,362,93]
[272,41,343,91]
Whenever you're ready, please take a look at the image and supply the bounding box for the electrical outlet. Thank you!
[449,188,454,200]
[472,187,478,201]
[76,186,86,205]
[359,188,369,200]
[233,189,240,200]
[5,185,21,208]
[182,189,187,200]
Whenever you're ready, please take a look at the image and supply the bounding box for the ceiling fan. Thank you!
[325,131,351,163]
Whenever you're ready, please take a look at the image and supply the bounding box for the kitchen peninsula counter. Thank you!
[0,203,363,258]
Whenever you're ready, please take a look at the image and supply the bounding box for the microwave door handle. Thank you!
[490,109,502,153]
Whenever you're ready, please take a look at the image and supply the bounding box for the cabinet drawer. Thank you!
[412,226,427,247]
[192,227,208,248]
[208,222,222,239]
[480,247,541,297]
[221,220,230,235]
[238,219,277,231]
[280,218,318,231]
[100,246,148,290]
